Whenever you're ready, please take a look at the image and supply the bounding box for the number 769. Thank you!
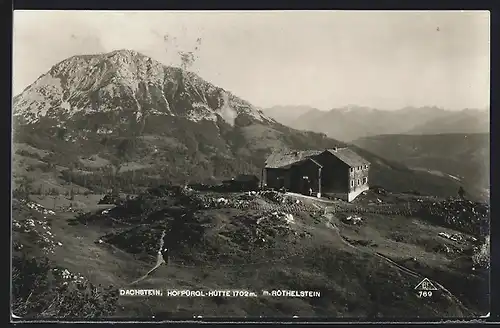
[417,291,433,298]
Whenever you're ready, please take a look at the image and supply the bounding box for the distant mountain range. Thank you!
[264,105,490,142]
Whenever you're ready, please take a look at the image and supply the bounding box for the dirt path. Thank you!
[286,192,338,205]
[129,230,167,285]
[322,208,473,315]
[372,251,471,314]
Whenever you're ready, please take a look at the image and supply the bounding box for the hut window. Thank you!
[350,168,353,173]
[357,179,360,185]
[363,177,367,184]
[351,180,354,187]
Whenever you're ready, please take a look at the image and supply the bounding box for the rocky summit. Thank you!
[14,49,272,126]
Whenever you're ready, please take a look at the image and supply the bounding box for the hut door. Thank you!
[302,176,311,195]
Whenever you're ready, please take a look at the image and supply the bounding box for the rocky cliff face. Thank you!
[14,49,273,128]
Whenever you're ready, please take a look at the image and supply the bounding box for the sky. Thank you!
[13,10,490,111]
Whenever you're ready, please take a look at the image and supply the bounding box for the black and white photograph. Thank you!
[11,10,490,321]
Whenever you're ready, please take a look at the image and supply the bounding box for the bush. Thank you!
[11,255,118,319]
[472,236,490,269]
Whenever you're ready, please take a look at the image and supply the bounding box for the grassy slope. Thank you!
[406,113,489,135]
[12,186,489,319]
[13,122,466,201]
[352,134,489,201]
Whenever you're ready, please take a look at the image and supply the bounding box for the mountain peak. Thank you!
[109,48,141,55]
[13,51,272,126]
